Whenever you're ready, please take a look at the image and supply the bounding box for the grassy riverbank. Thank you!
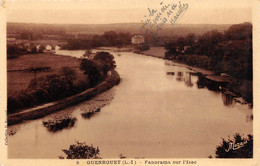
[8,51,120,115]
[8,70,120,125]
[8,53,90,114]
[8,53,86,97]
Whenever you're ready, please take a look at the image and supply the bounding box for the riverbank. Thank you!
[8,70,120,125]
[89,46,252,105]
[140,47,252,105]
[96,46,134,52]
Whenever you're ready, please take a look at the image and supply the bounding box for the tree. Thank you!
[30,44,37,54]
[177,36,186,46]
[224,22,252,40]
[60,67,77,89]
[210,30,223,44]
[28,66,51,79]
[164,41,178,60]
[7,44,19,59]
[64,39,91,50]
[59,141,100,159]
[117,32,132,45]
[103,31,118,46]
[185,33,196,46]
[215,134,253,158]
[38,45,45,53]
[80,59,102,87]
[93,52,116,73]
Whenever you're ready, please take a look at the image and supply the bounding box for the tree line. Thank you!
[63,31,132,50]
[165,22,252,80]
[7,43,45,59]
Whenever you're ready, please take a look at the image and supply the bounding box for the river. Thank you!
[8,50,253,158]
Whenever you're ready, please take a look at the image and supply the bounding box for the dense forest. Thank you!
[165,22,252,80]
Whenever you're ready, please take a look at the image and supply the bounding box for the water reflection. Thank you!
[196,75,222,91]
[166,72,175,75]
[167,71,195,88]
[42,116,77,133]
[222,93,234,106]
[167,70,239,107]
[196,75,239,106]
[221,93,234,106]
[176,72,184,81]
[184,73,194,87]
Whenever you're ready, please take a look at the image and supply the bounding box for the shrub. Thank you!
[7,43,46,59]
[214,134,253,158]
[93,51,116,73]
[59,141,100,159]
[7,44,19,59]
[80,59,103,87]
[60,67,77,88]
[80,52,117,87]
[28,66,51,79]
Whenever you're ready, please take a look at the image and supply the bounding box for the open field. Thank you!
[7,53,85,97]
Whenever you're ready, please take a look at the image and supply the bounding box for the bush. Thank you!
[60,67,77,88]
[80,52,116,86]
[93,52,116,73]
[214,134,253,158]
[175,54,211,69]
[59,141,100,159]
[7,44,19,59]
[80,59,103,87]
[7,43,46,59]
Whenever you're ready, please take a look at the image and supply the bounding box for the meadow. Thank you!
[7,53,86,97]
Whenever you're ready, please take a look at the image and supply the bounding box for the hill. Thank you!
[7,22,231,37]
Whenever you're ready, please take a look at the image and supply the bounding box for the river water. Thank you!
[8,50,253,158]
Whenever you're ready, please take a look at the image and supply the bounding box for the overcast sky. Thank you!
[6,0,252,24]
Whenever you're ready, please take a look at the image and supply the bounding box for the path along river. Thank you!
[8,50,253,158]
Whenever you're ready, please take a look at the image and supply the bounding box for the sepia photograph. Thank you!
[0,0,259,165]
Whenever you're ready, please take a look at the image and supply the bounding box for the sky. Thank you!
[6,0,252,24]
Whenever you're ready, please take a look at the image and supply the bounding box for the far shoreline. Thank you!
[97,46,252,106]
[141,47,253,106]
